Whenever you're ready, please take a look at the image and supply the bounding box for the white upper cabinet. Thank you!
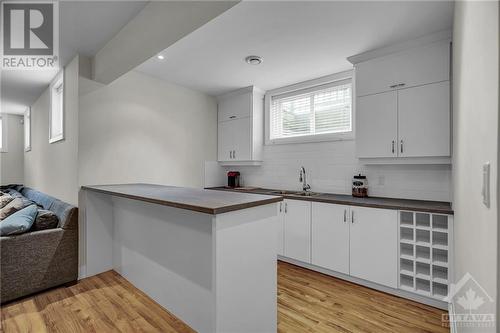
[356,91,398,158]
[398,81,450,157]
[218,90,252,121]
[355,41,450,97]
[217,121,233,161]
[217,86,264,165]
[350,36,451,162]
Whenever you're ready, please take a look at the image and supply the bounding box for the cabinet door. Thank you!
[283,199,311,263]
[311,203,350,274]
[355,41,449,97]
[398,81,450,157]
[231,117,252,161]
[218,91,251,122]
[356,91,398,158]
[355,57,399,97]
[218,121,233,161]
[277,202,285,256]
[349,206,398,288]
[394,41,450,92]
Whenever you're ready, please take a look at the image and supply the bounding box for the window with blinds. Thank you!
[0,116,3,151]
[49,71,64,143]
[269,79,352,142]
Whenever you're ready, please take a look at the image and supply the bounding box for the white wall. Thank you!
[78,70,217,188]
[452,1,498,332]
[223,140,452,202]
[24,56,80,205]
[0,114,24,184]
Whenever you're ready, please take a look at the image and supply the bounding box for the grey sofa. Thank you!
[0,186,78,304]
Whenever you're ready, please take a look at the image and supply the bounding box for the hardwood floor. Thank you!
[1,261,448,333]
[277,261,448,333]
[0,270,195,333]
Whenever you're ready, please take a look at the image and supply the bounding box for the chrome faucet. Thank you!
[299,166,311,192]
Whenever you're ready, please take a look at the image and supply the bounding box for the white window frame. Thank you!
[24,107,31,152]
[265,70,354,145]
[49,70,64,143]
[0,115,6,153]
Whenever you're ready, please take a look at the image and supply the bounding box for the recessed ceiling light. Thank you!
[245,55,262,65]
[157,55,165,60]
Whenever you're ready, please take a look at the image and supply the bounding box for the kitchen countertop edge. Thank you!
[81,185,283,215]
[207,187,454,215]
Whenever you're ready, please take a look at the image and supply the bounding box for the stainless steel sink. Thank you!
[291,191,320,197]
[269,190,298,195]
[269,190,320,197]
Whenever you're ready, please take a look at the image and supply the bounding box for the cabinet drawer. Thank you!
[356,41,450,97]
[218,91,252,122]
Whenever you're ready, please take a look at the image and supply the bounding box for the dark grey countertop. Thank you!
[207,187,453,215]
[82,184,283,215]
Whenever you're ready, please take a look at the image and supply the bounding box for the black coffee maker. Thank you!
[227,171,240,188]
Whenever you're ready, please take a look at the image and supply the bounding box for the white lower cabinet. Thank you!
[278,197,448,306]
[282,200,398,289]
[311,202,350,275]
[277,202,285,256]
[283,199,311,263]
[349,206,398,288]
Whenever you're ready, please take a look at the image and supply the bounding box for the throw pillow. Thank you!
[5,189,23,198]
[0,205,38,236]
[0,198,33,220]
[31,209,59,231]
[0,194,13,209]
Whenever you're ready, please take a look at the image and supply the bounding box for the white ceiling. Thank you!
[137,1,454,96]
[1,1,147,114]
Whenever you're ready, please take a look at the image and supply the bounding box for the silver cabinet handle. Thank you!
[229,115,236,119]
[392,140,395,154]
[351,210,354,223]
[390,83,406,88]
[279,202,282,213]
[343,209,346,223]
[400,140,404,154]
[233,150,236,159]
[284,202,288,213]
[229,151,232,159]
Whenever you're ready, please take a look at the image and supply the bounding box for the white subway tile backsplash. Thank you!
[211,140,451,202]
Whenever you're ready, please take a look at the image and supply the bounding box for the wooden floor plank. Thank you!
[1,261,448,333]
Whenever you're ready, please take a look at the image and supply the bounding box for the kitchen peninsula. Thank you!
[80,184,282,333]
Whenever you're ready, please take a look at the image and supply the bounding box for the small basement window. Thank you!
[0,115,4,152]
[49,71,64,143]
[266,74,352,144]
[25,108,31,152]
